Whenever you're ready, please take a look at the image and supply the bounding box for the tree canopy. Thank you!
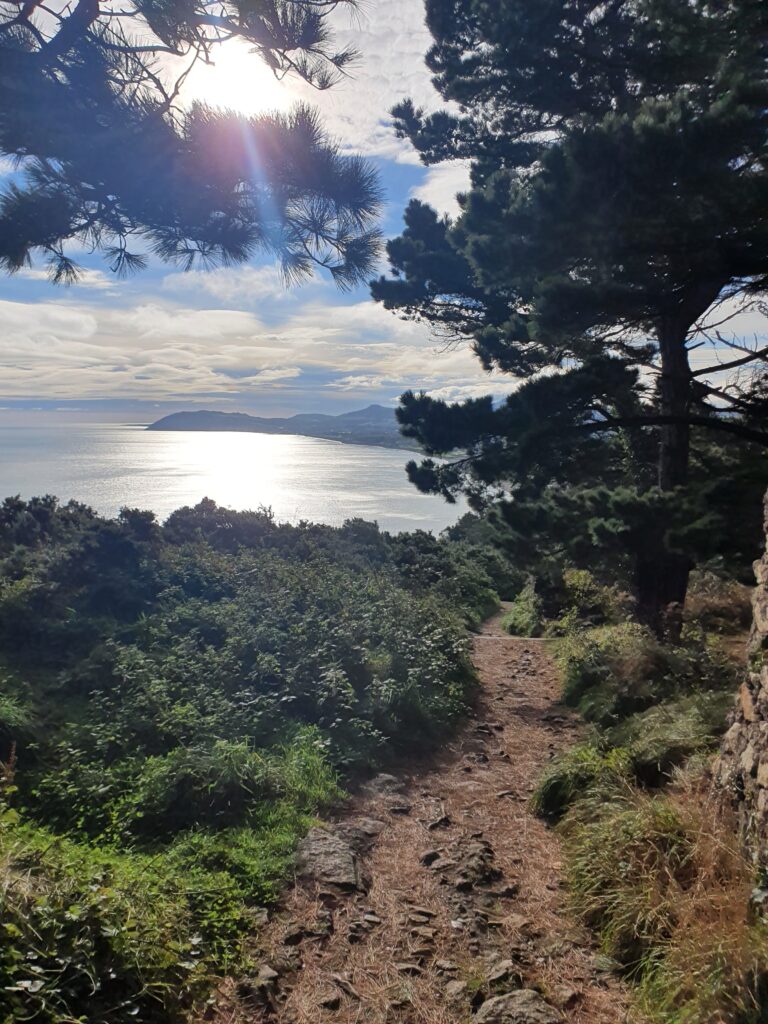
[0,0,382,285]
[372,0,768,629]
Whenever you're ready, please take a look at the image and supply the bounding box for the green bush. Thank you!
[563,781,768,1023]
[563,788,696,968]
[0,816,208,1024]
[502,578,543,636]
[610,692,733,786]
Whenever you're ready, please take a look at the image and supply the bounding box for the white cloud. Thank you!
[0,292,519,406]
[410,162,470,217]
[16,266,117,291]
[162,265,290,304]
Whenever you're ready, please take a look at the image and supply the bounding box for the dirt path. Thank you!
[209,609,631,1023]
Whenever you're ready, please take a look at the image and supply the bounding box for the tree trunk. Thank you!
[638,281,724,637]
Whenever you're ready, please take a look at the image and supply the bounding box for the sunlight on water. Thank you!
[0,424,464,534]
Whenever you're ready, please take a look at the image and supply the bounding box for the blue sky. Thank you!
[0,2,521,424]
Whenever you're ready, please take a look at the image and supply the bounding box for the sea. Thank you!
[0,423,464,534]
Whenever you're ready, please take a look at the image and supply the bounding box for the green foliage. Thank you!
[502,578,543,637]
[556,623,738,730]
[373,0,768,630]
[0,0,383,287]
[610,693,733,787]
[531,743,632,823]
[0,496,503,1022]
[685,569,753,634]
[0,818,208,1024]
[546,569,632,635]
[564,788,695,968]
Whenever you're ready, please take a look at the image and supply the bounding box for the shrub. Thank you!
[0,498,494,1021]
[502,578,543,637]
[685,569,753,635]
[611,692,733,786]
[557,623,739,729]
[0,818,208,1024]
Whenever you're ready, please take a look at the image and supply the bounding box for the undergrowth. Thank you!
[531,561,761,1023]
[0,496,509,1023]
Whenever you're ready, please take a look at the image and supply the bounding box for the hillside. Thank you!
[147,405,419,451]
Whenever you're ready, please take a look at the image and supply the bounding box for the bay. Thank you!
[0,423,463,533]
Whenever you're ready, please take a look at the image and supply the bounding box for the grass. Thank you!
[562,774,767,1023]
[532,574,760,1023]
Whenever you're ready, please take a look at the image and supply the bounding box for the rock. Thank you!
[487,960,523,989]
[395,962,422,975]
[282,925,307,946]
[550,984,580,1009]
[319,992,341,1011]
[430,856,458,872]
[420,849,442,866]
[296,827,365,891]
[494,883,521,898]
[407,904,436,918]
[410,926,436,941]
[474,990,562,1024]
[436,959,458,973]
[363,912,382,925]
[407,912,432,925]
[388,801,413,815]
[256,964,279,986]
[427,814,452,830]
[335,817,387,853]
[361,773,404,797]
[446,979,469,1001]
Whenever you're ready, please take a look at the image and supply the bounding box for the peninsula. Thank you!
[146,404,418,450]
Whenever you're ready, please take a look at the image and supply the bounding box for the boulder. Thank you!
[474,990,561,1024]
[296,827,365,891]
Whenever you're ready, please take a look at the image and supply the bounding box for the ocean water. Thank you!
[0,423,463,534]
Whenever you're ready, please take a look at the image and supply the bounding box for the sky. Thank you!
[2,1,764,425]
[0,0,512,424]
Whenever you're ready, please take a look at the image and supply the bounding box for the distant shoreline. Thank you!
[147,405,420,452]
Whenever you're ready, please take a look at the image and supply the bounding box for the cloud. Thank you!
[15,266,117,291]
[410,162,470,217]
[0,292,519,407]
[162,265,290,304]
[179,1,446,164]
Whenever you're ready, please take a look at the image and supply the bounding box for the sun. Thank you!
[183,40,294,117]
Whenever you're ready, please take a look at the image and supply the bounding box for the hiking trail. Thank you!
[206,607,632,1024]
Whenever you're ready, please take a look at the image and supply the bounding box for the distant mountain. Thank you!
[146,404,418,450]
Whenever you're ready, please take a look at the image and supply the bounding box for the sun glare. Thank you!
[184,41,294,117]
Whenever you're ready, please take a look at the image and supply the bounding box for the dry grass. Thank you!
[565,765,765,1024]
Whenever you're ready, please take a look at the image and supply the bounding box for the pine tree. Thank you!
[0,0,382,285]
[372,0,768,631]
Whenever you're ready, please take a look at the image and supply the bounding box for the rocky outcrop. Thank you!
[716,490,768,865]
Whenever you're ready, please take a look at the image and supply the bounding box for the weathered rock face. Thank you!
[716,490,768,866]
